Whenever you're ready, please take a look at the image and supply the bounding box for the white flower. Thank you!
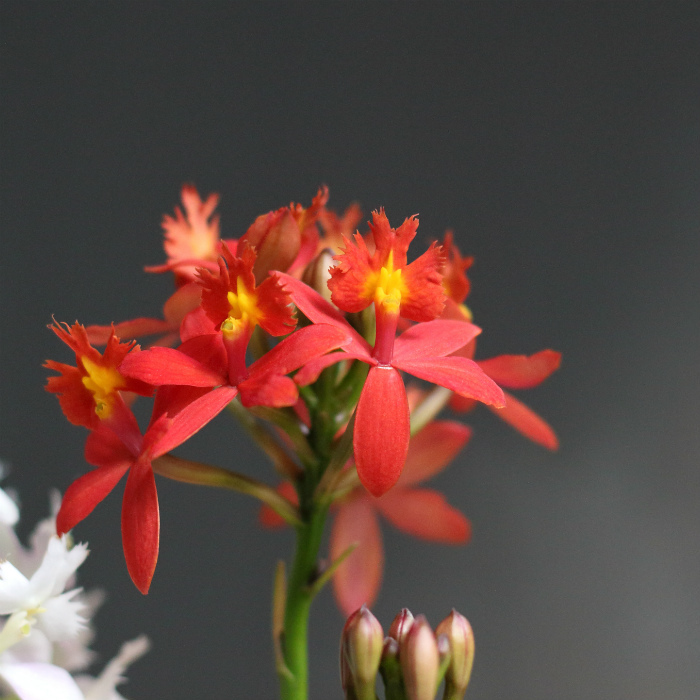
[0,536,88,642]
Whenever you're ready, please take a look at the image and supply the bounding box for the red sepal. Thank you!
[331,495,383,616]
[394,356,505,407]
[490,390,559,450]
[121,455,160,594]
[392,320,481,362]
[354,366,410,497]
[478,350,562,389]
[56,460,131,536]
[375,488,471,544]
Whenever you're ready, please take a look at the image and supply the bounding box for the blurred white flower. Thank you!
[0,536,88,643]
[76,635,151,700]
[0,468,148,700]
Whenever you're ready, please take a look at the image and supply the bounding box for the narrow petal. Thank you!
[398,421,472,487]
[84,424,134,467]
[249,324,351,378]
[376,488,471,543]
[392,320,482,362]
[238,373,298,408]
[478,349,562,389]
[273,273,371,357]
[56,462,130,536]
[121,457,159,594]
[151,386,239,457]
[119,346,224,387]
[331,496,384,615]
[85,318,173,346]
[354,366,410,497]
[395,356,505,407]
[294,350,372,387]
[490,390,559,450]
[150,385,212,424]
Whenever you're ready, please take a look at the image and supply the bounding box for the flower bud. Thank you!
[435,610,475,700]
[379,636,404,698]
[399,615,440,700]
[241,208,301,283]
[387,607,414,646]
[301,248,335,304]
[340,605,384,700]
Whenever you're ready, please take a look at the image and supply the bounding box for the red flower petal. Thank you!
[84,424,135,466]
[85,318,173,346]
[294,350,372,386]
[274,272,370,356]
[399,242,446,322]
[395,356,505,407]
[119,346,225,387]
[327,233,376,313]
[56,461,131,536]
[375,488,471,543]
[249,324,351,378]
[368,210,418,268]
[238,373,298,408]
[392,320,482,363]
[331,495,384,615]
[121,456,160,594]
[151,386,239,457]
[398,421,472,487]
[354,366,410,497]
[490,390,559,450]
[478,349,562,389]
[180,307,217,342]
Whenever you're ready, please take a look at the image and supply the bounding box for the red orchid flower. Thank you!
[119,240,351,419]
[45,321,234,593]
[44,321,153,449]
[145,184,238,284]
[56,388,237,594]
[275,211,504,497]
[261,420,471,614]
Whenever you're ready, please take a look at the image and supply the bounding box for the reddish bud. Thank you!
[341,606,384,700]
[435,610,475,700]
[399,615,440,700]
[387,608,414,646]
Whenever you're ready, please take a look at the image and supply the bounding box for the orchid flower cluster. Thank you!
[44,185,560,699]
[0,467,148,700]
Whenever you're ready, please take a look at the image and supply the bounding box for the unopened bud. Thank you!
[388,608,414,646]
[301,248,335,304]
[379,637,403,698]
[340,605,383,700]
[399,615,440,700]
[435,610,475,700]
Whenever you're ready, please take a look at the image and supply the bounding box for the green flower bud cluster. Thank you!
[340,606,475,700]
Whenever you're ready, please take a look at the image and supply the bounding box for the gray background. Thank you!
[2,3,699,699]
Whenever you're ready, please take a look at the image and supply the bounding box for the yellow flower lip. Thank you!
[80,356,124,418]
[367,251,408,313]
[226,277,261,326]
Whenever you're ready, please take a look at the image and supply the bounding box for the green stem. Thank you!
[278,503,329,700]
